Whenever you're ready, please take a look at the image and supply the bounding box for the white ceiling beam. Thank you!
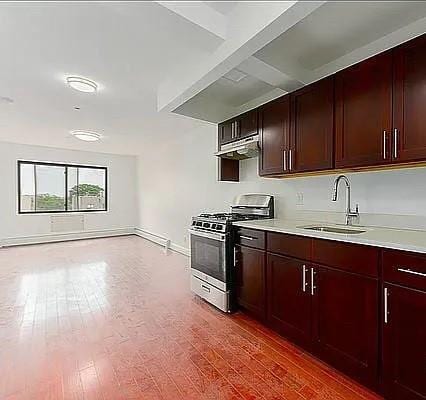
[238,56,306,92]
[156,1,227,39]
[311,16,426,81]
[157,1,326,113]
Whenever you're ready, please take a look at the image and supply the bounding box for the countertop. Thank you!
[233,218,426,255]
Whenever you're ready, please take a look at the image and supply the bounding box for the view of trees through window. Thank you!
[19,161,107,213]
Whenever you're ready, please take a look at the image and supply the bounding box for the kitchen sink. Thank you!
[298,226,366,235]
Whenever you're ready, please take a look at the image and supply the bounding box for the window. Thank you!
[18,161,107,213]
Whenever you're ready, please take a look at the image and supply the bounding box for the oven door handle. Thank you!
[188,229,226,242]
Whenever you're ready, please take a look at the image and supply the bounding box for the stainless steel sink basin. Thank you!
[298,226,366,235]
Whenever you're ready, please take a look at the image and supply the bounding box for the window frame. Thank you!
[17,160,108,214]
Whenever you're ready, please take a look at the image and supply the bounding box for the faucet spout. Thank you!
[332,175,359,225]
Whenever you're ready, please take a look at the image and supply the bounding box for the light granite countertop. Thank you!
[233,218,426,255]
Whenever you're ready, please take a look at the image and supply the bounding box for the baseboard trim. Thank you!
[1,228,134,248]
[134,227,189,257]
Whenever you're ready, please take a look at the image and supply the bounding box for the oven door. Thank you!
[189,228,229,288]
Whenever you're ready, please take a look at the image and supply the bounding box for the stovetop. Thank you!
[198,213,266,222]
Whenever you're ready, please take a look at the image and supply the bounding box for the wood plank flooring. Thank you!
[0,236,382,400]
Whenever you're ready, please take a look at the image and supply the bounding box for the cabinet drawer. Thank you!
[383,250,426,291]
[234,227,265,250]
[312,239,379,277]
[267,232,311,260]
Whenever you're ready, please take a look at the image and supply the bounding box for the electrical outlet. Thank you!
[296,192,304,206]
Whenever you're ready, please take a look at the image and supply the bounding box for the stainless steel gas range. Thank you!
[189,194,274,312]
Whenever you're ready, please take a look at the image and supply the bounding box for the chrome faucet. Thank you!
[332,175,359,226]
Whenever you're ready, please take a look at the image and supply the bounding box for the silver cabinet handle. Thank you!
[239,235,255,241]
[384,287,389,324]
[283,150,287,171]
[397,267,426,278]
[383,130,387,160]
[289,149,293,171]
[302,265,307,293]
[393,128,398,159]
[310,268,316,296]
[233,247,237,266]
[231,122,235,139]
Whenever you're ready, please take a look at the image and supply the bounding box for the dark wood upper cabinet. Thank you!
[259,95,290,176]
[312,266,379,389]
[237,110,258,139]
[335,52,393,168]
[267,253,312,348]
[235,245,266,321]
[218,121,234,145]
[393,35,426,163]
[383,284,426,400]
[290,77,334,172]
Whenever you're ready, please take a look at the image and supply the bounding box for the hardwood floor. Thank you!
[0,236,382,400]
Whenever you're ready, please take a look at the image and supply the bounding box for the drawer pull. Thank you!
[397,267,426,278]
[201,285,211,293]
[239,235,255,241]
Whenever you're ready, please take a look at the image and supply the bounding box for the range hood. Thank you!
[215,135,259,160]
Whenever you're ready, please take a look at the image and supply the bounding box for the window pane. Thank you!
[35,165,66,211]
[75,168,106,211]
[67,167,78,211]
[20,164,35,212]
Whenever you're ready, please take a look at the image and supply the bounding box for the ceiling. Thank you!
[0,2,220,154]
[1,1,426,154]
[172,1,426,123]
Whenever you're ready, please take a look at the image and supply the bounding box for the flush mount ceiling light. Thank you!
[66,76,98,93]
[71,130,101,142]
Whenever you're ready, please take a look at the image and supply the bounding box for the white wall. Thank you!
[0,141,138,244]
[137,123,426,250]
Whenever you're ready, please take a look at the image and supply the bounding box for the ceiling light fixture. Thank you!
[66,76,98,93]
[71,130,101,142]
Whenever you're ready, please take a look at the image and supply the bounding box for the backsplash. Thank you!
[239,157,426,231]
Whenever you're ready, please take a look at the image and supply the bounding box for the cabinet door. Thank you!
[383,284,426,400]
[259,96,290,176]
[235,245,265,320]
[266,254,311,347]
[238,110,258,139]
[393,35,426,163]
[312,266,378,388]
[218,121,233,145]
[290,77,334,172]
[335,52,392,168]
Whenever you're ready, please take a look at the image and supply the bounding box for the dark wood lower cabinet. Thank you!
[383,283,426,400]
[266,254,312,348]
[312,266,379,389]
[235,245,266,320]
[236,231,426,398]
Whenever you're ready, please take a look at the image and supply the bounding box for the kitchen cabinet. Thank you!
[393,34,426,163]
[335,51,393,168]
[290,77,334,172]
[382,248,426,400]
[267,253,312,348]
[312,265,379,388]
[383,284,426,400]
[218,121,234,145]
[235,245,266,321]
[233,228,426,396]
[236,110,258,139]
[259,95,290,176]
[218,110,258,146]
